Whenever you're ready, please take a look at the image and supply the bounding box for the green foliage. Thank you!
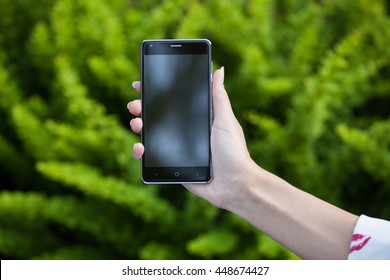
[1,0,390,260]
[187,230,239,259]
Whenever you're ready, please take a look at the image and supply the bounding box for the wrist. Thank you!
[223,159,277,214]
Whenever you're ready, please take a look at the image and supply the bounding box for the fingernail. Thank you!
[131,82,137,89]
[133,143,141,156]
[130,119,134,126]
[127,101,132,110]
[133,143,142,160]
[221,66,225,84]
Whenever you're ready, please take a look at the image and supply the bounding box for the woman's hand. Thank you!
[127,67,255,210]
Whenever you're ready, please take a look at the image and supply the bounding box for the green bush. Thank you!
[0,0,389,259]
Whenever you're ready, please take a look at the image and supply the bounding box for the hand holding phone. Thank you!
[130,66,253,207]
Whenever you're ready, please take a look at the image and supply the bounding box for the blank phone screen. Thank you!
[143,54,209,167]
[141,40,212,183]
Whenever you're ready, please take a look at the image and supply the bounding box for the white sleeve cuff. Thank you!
[348,215,390,260]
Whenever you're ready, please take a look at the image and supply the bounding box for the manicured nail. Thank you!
[221,66,225,84]
[132,82,137,89]
[133,143,142,160]
[127,101,132,110]
[130,119,134,126]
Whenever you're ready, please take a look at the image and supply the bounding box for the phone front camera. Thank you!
[149,44,153,48]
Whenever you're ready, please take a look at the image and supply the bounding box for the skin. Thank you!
[127,67,358,259]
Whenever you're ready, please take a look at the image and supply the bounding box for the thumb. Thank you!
[212,67,235,122]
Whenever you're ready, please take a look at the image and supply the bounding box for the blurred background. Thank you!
[1,0,390,260]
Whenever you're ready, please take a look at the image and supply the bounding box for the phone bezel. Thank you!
[140,39,213,184]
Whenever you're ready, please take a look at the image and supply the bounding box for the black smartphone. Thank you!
[140,39,212,184]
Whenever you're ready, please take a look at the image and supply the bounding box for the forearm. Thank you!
[227,161,358,259]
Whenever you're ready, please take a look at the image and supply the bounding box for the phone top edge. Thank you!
[142,39,211,43]
[141,39,211,48]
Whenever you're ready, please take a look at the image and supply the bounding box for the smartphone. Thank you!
[140,39,212,184]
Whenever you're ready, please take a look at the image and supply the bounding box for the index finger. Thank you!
[132,81,141,93]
